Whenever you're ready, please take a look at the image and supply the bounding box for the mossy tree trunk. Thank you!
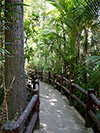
[5,0,27,120]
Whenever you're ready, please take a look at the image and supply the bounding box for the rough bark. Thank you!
[83,25,88,85]
[5,0,27,120]
[0,0,3,83]
[85,26,88,57]
[77,31,82,65]
[0,0,2,58]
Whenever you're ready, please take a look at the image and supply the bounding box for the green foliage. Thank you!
[22,1,100,128]
[0,86,4,106]
[24,0,100,100]
[95,110,100,121]
[5,3,28,22]
[24,45,34,61]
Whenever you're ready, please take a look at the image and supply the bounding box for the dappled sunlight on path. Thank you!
[34,82,93,133]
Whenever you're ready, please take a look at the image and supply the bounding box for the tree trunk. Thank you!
[0,0,3,83]
[85,26,88,57]
[62,21,66,76]
[77,31,82,65]
[83,25,88,85]
[0,0,2,60]
[5,0,27,120]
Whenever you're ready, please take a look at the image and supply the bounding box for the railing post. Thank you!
[35,69,37,75]
[48,72,51,84]
[33,79,40,128]
[41,70,43,81]
[69,79,74,106]
[61,75,64,95]
[34,95,40,129]
[85,89,94,127]
[3,122,19,133]
[53,73,56,88]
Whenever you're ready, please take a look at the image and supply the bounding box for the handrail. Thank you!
[71,94,87,109]
[55,74,61,78]
[88,110,100,131]
[17,95,38,131]
[3,74,40,133]
[33,69,100,132]
[90,93,100,108]
[72,83,88,96]
[63,77,70,84]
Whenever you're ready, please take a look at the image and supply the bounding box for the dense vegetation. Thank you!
[24,0,100,96]
[0,0,100,131]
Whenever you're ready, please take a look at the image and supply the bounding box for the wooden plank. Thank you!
[25,112,38,133]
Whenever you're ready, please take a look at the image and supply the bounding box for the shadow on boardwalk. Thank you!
[34,81,94,133]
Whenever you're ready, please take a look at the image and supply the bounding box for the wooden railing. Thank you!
[3,74,40,133]
[32,69,100,131]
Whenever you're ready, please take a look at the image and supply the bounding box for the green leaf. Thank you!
[83,56,100,64]
[7,38,22,42]
[0,48,10,54]
[9,9,23,15]
[1,42,12,45]
[51,44,67,61]
[5,46,16,54]
[95,110,100,121]
[8,13,16,22]
[0,48,5,53]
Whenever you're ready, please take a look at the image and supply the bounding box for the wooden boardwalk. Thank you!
[34,81,94,133]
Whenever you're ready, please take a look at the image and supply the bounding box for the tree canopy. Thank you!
[0,0,100,130]
[24,0,100,94]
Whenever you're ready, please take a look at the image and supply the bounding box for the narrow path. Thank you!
[34,81,93,133]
